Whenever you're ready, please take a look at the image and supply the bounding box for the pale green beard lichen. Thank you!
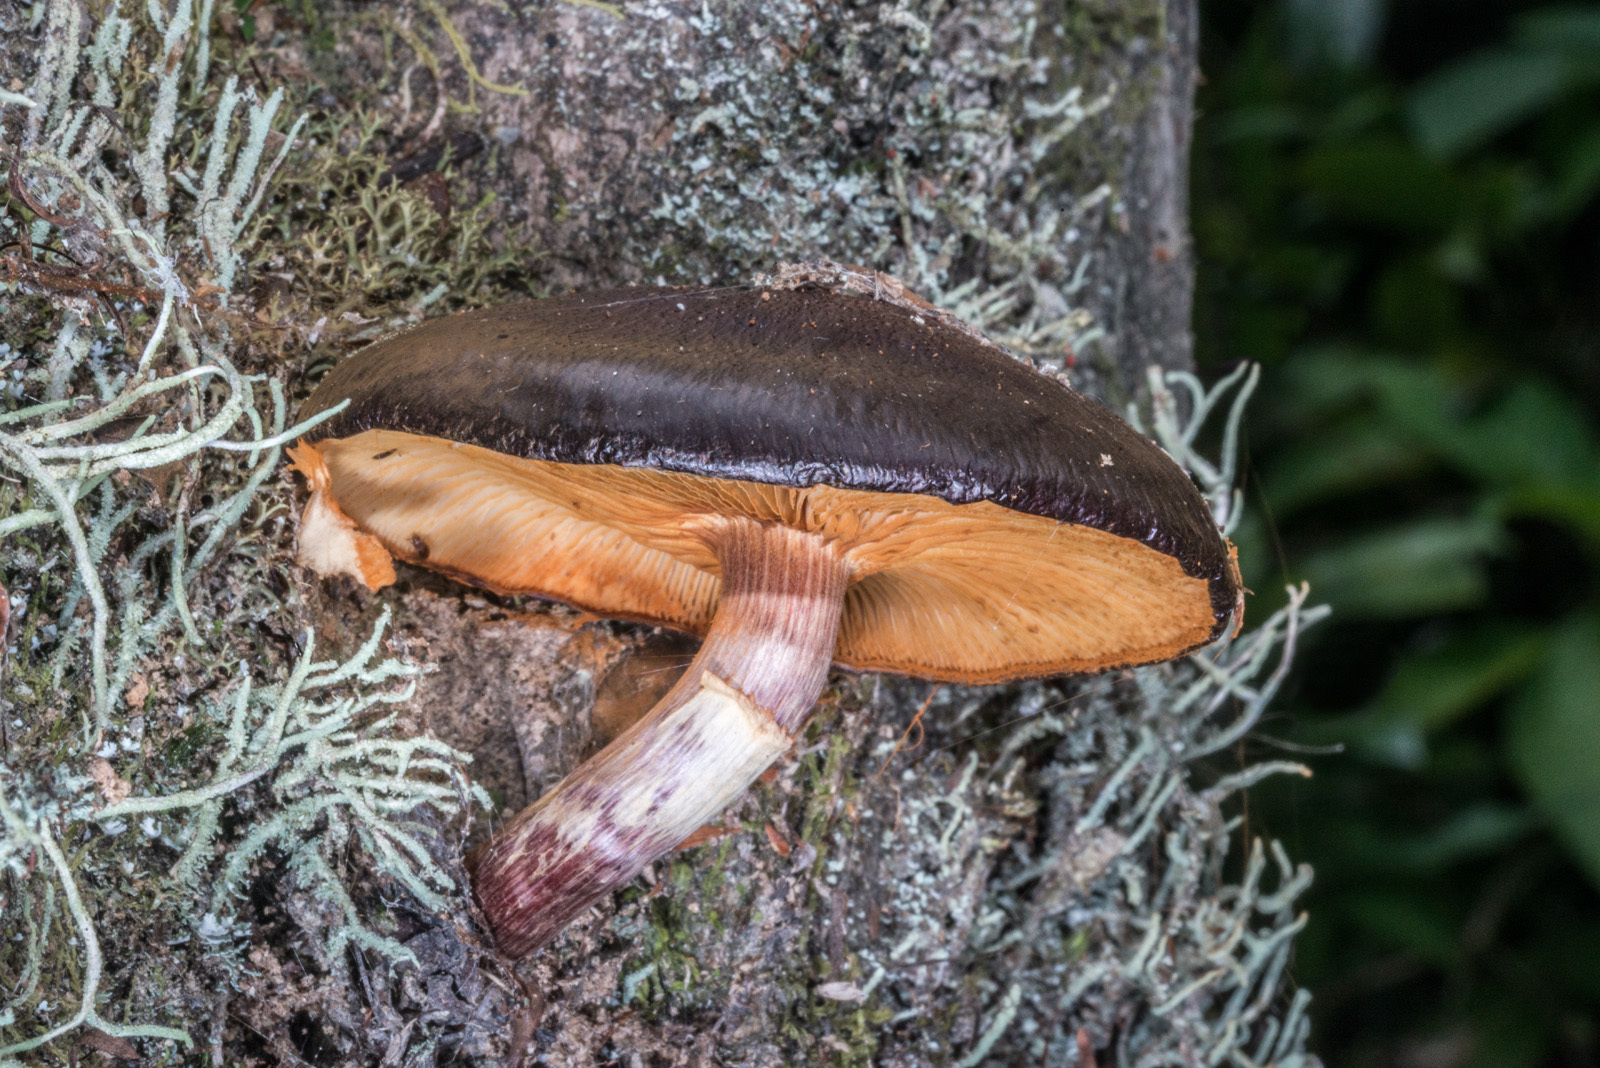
[1,1,494,1060]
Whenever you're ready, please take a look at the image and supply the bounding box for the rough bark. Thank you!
[1108,0,1200,385]
[462,0,1201,403]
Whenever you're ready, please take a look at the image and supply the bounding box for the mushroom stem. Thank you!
[469,518,850,956]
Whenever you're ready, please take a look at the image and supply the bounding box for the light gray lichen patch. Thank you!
[471,0,1119,369]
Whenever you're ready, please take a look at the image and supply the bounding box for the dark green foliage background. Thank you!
[1194,1,1600,1064]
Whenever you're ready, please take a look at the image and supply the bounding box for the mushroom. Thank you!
[289,274,1242,957]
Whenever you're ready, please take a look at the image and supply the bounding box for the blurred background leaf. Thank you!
[1408,49,1572,157]
[1195,0,1600,1064]
[1508,615,1600,886]
[1296,515,1505,618]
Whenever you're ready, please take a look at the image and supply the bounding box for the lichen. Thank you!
[520,369,1326,1068]
[1,1,521,1061]
[461,0,1142,368]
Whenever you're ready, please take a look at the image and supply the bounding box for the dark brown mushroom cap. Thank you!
[297,284,1242,680]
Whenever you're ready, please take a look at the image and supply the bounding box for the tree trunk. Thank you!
[0,1,1321,1065]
